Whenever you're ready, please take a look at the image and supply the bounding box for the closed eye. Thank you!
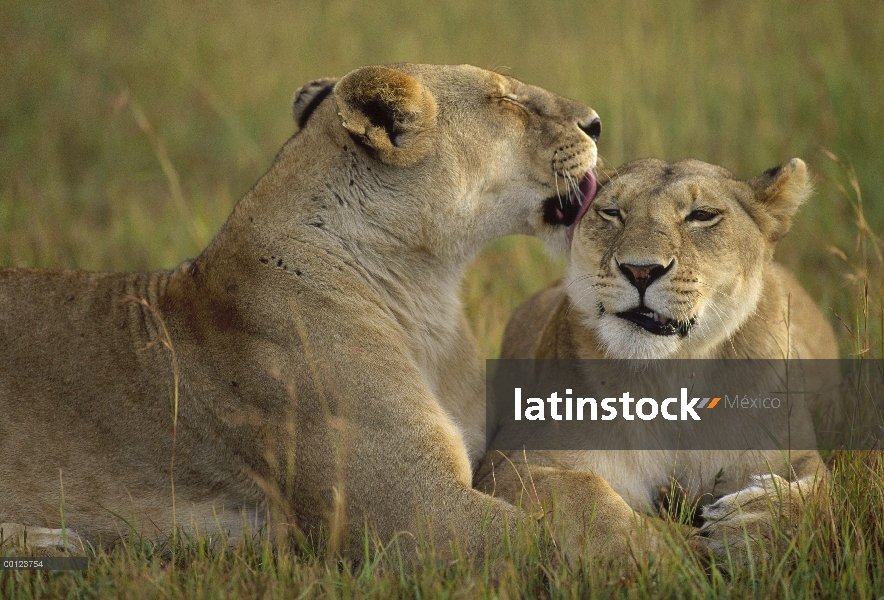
[501,94,529,112]
[599,208,622,220]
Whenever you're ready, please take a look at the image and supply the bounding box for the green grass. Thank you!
[2,0,883,597]
[2,450,883,599]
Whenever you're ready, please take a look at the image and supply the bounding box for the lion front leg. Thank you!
[474,452,700,569]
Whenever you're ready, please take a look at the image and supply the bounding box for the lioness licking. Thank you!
[0,64,602,559]
[477,157,838,562]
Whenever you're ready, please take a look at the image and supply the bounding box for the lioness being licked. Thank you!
[0,64,601,558]
[477,158,838,561]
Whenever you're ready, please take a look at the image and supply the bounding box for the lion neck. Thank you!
[194,131,477,377]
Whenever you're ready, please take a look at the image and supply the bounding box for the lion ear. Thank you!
[292,78,338,130]
[334,65,438,167]
[747,158,813,243]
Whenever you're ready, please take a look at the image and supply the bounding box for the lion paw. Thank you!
[0,523,84,555]
[699,474,811,563]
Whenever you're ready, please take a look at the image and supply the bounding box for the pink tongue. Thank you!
[578,169,597,219]
[568,169,597,241]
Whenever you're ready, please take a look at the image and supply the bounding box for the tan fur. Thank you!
[0,64,600,559]
[479,158,837,562]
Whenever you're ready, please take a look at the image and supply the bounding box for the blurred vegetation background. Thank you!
[1,0,882,357]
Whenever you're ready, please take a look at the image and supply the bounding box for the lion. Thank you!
[476,157,838,562]
[0,64,603,559]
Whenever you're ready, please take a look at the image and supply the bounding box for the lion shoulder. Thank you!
[500,282,567,359]
[751,262,838,359]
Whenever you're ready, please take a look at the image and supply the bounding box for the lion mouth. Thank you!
[615,307,695,337]
[542,169,597,230]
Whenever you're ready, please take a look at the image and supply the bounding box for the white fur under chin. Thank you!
[591,316,681,359]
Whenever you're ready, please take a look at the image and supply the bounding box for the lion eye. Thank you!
[600,208,622,220]
[686,210,716,222]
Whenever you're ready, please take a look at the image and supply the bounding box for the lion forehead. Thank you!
[605,160,742,205]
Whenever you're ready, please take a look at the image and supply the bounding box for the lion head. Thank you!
[566,157,812,359]
[282,64,601,259]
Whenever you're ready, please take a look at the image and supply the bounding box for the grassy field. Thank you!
[2,0,883,597]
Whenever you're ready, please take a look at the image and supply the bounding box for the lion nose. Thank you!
[619,261,673,294]
[578,116,601,142]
